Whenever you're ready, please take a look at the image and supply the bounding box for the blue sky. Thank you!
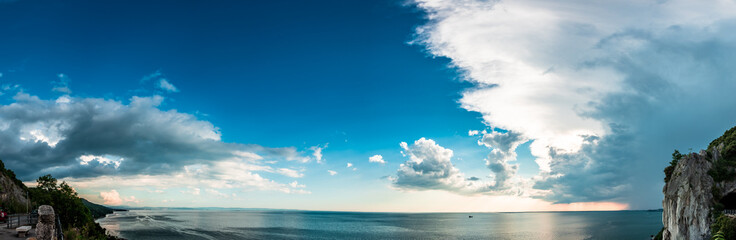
[2,0,736,211]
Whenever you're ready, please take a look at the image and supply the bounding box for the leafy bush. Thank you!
[665,150,684,182]
[712,214,736,239]
[654,227,664,240]
[714,230,727,240]
[707,126,736,182]
[709,126,736,163]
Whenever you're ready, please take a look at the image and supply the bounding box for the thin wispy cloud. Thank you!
[157,79,179,93]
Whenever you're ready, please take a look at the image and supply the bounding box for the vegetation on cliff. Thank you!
[712,214,736,240]
[709,126,736,182]
[0,160,31,213]
[29,174,121,240]
[664,150,683,183]
[661,125,736,239]
[82,198,115,219]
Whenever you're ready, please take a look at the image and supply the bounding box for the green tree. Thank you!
[29,175,116,239]
[664,149,684,182]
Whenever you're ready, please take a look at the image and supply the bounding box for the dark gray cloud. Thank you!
[0,92,309,181]
[532,125,632,203]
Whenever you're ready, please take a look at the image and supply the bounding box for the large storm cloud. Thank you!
[0,91,315,193]
[413,0,736,207]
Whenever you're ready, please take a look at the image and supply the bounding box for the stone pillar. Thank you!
[36,205,56,240]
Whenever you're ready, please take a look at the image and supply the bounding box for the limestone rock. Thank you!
[35,205,56,240]
[661,144,734,240]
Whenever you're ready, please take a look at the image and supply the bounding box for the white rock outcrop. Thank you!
[662,145,728,240]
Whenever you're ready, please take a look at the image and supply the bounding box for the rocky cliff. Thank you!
[0,160,31,213]
[663,125,736,240]
[662,148,718,239]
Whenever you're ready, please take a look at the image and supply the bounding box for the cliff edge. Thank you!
[663,125,736,240]
[0,161,31,213]
[662,148,718,239]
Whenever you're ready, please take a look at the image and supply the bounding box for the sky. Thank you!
[1,0,735,212]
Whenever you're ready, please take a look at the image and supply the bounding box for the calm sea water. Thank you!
[96,210,662,240]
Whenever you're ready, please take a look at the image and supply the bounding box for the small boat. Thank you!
[468,215,473,218]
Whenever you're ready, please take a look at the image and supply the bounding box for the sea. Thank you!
[96,210,663,240]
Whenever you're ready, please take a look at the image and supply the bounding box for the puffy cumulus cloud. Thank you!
[478,130,527,190]
[0,91,315,195]
[393,138,502,194]
[413,0,736,207]
[100,190,122,205]
[327,170,337,176]
[100,189,139,205]
[369,155,386,164]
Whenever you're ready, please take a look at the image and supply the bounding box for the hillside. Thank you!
[0,159,121,239]
[82,198,115,219]
[0,161,31,213]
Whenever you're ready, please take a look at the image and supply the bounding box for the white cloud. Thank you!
[369,155,385,164]
[123,196,140,204]
[78,154,124,169]
[310,144,327,163]
[205,189,229,198]
[413,0,736,206]
[100,190,122,205]
[233,151,264,160]
[0,91,316,197]
[157,79,179,93]
[181,187,200,195]
[289,181,306,188]
[392,138,503,194]
[327,170,337,176]
[276,168,304,178]
[468,130,479,136]
[346,163,353,168]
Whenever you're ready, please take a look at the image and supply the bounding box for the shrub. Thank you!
[709,126,736,163]
[665,150,684,182]
[654,227,664,240]
[712,214,736,239]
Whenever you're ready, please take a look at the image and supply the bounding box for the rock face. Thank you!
[0,163,31,212]
[36,205,56,240]
[661,144,736,240]
[662,150,715,240]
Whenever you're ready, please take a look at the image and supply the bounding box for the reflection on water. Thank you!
[96,210,662,240]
